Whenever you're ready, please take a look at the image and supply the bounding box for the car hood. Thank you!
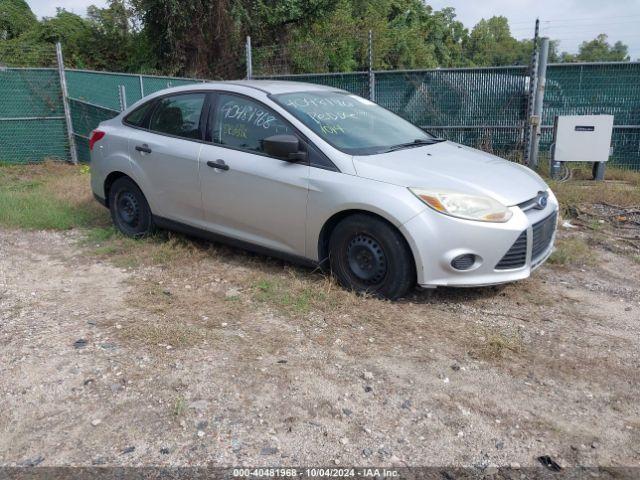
[352,141,548,206]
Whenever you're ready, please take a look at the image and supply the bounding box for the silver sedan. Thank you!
[89,81,558,299]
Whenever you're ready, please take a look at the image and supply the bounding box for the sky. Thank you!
[428,0,640,59]
[26,0,640,59]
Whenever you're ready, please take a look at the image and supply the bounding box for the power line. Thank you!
[508,14,640,25]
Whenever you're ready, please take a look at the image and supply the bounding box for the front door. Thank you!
[199,93,309,256]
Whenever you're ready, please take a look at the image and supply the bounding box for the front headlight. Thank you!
[409,188,513,223]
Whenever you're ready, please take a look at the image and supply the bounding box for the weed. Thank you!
[549,236,595,266]
[173,396,187,417]
[471,331,523,361]
[120,321,208,348]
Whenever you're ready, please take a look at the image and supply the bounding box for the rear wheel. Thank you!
[329,214,415,300]
[108,177,154,237]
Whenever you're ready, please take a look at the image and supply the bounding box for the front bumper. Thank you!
[400,191,559,287]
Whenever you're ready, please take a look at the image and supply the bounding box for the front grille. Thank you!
[532,211,557,260]
[495,231,527,270]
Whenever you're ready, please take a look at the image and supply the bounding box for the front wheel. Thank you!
[108,177,154,237]
[329,214,415,300]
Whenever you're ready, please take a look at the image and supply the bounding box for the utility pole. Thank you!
[523,18,539,167]
[529,37,550,169]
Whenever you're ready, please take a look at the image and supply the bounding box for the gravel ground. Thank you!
[1,227,639,469]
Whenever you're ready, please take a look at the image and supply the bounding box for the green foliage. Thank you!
[28,9,93,67]
[0,0,37,40]
[560,34,630,62]
[0,0,633,75]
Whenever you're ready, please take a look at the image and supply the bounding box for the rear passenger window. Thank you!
[124,101,154,127]
[211,94,293,153]
[148,93,206,140]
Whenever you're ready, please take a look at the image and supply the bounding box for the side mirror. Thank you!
[263,134,307,162]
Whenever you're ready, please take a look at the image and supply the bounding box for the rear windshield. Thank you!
[273,91,434,155]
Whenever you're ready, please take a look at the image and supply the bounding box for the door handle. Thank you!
[206,160,229,171]
[135,144,152,154]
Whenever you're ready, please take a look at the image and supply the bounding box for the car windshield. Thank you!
[273,91,439,155]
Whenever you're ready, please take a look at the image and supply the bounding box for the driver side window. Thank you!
[211,94,294,154]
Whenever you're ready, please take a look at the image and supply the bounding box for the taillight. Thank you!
[89,130,106,151]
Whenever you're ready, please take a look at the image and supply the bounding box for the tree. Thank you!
[0,0,36,40]
[84,0,139,71]
[25,9,93,67]
[464,16,521,66]
[561,34,630,62]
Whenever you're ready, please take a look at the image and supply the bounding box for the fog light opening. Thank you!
[451,254,477,271]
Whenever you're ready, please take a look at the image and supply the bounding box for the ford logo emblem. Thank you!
[535,192,548,210]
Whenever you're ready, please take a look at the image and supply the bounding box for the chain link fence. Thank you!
[250,35,640,170]
[65,70,206,162]
[1,40,639,170]
[0,44,69,163]
[542,62,640,169]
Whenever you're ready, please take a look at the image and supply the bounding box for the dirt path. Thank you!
[1,228,639,468]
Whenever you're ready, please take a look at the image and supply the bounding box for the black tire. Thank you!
[329,214,415,300]
[108,177,154,237]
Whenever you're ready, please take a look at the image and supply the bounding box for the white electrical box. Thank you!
[552,115,614,163]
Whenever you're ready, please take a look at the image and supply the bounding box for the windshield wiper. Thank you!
[381,138,445,153]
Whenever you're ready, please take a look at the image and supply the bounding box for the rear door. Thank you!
[127,92,207,225]
[198,92,310,256]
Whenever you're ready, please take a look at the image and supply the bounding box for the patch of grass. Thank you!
[548,168,640,219]
[173,395,187,418]
[549,236,595,267]
[254,278,327,315]
[0,161,108,230]
[83,226,118,243]
[252,274,356,317]
[470,331,523,361]
[254,278,316,315]
[587,219,605,231]
[120,321,210,348]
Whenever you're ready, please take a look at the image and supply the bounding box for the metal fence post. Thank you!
[55,42,78,164]
[139,74,145,99]
[528,37,549,169]
[368,30,375,101]
[523,19,539,166]
[246,36,253,79]
[118,85,127,111]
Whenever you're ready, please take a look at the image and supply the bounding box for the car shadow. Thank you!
[167,230,509,305]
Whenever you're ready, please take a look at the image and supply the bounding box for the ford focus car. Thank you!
[89,80,558,299]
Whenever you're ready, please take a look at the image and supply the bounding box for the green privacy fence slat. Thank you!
[65,71,202,161]
[542,63,640,169]
[66,70,142,111]
[0,119,69,163]
[0,69,63,117]
[264,63,640,170]
[544,63,640,126]
[68,99,119,139]
[0,68,68,163]
[3,64,640,169]
[374,67,528,129]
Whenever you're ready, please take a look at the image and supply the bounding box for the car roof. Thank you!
[151,79,343,96]
[227,80,342,94]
